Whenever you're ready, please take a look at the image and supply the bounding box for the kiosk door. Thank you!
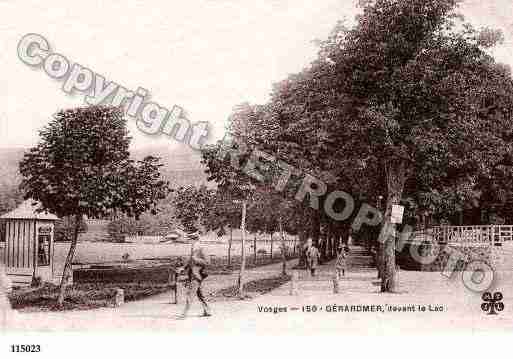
[37,234,50,266]
[35,225,53,282]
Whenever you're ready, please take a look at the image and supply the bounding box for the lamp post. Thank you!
[233,199,247,298]
[234,183,255,299]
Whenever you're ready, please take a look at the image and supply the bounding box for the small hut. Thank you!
[0,200,58,286]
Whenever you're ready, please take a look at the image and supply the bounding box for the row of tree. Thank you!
[199,0,513,292]
[8,0,513,303]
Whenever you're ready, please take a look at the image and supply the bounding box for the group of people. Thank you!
[179,233,353,319]
[303,239,350,278]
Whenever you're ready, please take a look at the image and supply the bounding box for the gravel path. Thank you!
[3,245,513,333]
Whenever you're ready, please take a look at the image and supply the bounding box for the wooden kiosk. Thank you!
[1,200,58,286]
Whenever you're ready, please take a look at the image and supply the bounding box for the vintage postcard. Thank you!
[1,0,513,353]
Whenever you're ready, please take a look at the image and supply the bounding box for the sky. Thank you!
[1,0,513,150]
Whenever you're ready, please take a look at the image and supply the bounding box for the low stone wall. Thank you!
[396,242,493,272]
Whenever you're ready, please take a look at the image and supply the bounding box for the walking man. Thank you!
[178,232,211,319]
[335,245,348,278]
[305,241,320,277]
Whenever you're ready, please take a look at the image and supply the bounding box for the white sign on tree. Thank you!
[390,205,404,224]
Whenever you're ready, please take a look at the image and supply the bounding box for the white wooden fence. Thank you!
[412,225,513,245]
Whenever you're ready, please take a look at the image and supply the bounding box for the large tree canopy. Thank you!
[201,0,513,292]
[20,107,169,219]
[19,106,169,305]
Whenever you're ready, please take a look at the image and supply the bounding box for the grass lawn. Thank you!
[9,282,172,312]
[208,254,298,274]
[53,240,299,271]
[210,274,292,301]
[9,255,298,311]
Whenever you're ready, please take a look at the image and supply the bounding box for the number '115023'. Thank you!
[10,345,41,353]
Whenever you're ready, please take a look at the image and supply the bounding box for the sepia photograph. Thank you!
[1,0,513,355]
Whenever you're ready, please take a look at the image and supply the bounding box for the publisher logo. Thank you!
[481,292,504,315]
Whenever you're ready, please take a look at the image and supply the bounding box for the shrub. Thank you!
[54,217,88,242]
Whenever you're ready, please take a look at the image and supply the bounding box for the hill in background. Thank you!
[132,144,209,188]
[0,144,210,197]
[0,148,24,188]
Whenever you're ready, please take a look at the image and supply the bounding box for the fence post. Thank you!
[169,268,178,304]
[289,270,298,295]
[332,271,340,294]
[174,271,179,304]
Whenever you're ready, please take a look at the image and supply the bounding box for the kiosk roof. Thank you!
[0,200,59,220]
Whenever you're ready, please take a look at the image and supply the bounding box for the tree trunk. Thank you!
[327,223,334,260]
[57,214,82,306]
[279,215,287,275]
[377,241,384,279]
[253,233,257,264]
[325,232,331,261]
[298,223,309,268]
[379,160,408,293]
[328,222,336,259]
[311,212,320,247]
[270,232,273,259]
[329,233,335,259]
[320,225,327,263]
[228,225,233,266]
[236,201,247,299]
[333,224,342,250]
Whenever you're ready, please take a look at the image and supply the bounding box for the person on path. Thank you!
[347,229,354,247]
[0,264,13,329]
[305,242,320,277]
[335,246,348,278]
[303,239,312,273]
[178,232,211,319]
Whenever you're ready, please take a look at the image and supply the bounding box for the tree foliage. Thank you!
[171,185,217,233]
[201,0,513,291]
[20,107,169,219]
[19,106,170,304]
